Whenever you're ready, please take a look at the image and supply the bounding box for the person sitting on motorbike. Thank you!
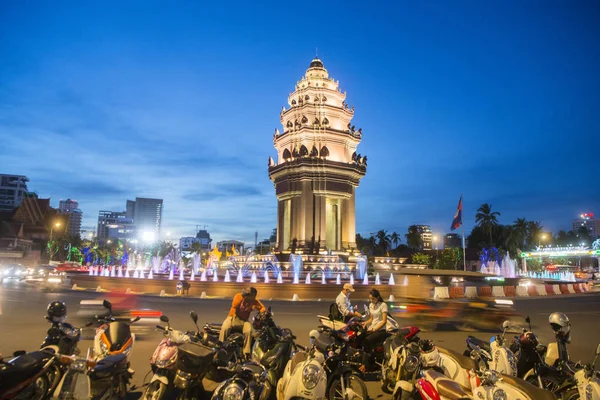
[359,289,388,372]
[336,283,362,322]
[219,286,266,359]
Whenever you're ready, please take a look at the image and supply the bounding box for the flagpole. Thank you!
[461,195,467,271]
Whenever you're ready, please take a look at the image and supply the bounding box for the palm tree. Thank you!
[512,218,528,249]
[189,242,202,255]
[158,240,177,258]
[475,203,501,245]
[390,231,400,249]
[405,225,423,250]
[526,221,544,248]
[375,230,392,254]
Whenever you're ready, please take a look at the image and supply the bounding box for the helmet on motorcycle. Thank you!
[47,301,67,323]
[548,312,570,334]
[518,332,539,350]
[419,339,440,367]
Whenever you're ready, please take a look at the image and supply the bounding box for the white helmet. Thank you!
[548,312,571,334]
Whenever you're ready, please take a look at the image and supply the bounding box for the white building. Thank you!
[0,174,29,211]
[572,213,600,240]
[58,199,82,238]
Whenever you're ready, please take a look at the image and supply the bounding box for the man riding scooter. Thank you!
[219,286,266,359]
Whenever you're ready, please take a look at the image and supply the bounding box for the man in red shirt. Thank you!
[219,287,266,357]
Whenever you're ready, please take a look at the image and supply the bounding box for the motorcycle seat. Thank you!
[423,369,471,400]
[499,373,557,400]
[438,347,477,371]
[0,351,49,382]
[90,353,128,379]
[466,336,491,353]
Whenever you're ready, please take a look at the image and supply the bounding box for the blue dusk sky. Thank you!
[1,1,599,244]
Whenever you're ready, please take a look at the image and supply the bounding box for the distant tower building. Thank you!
[268,58,367,253]
[0,174,29,211]
[131,197,163,238]
[415,225,433,250]
[444,233,462,249]
[572,213,600,240]
[58,199,82,238]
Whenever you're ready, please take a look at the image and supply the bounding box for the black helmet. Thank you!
[47,301,67,323]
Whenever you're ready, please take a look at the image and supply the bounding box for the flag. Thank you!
[450,195,462,231]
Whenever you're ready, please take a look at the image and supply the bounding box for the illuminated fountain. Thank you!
[212,270,218,282]
[140,269,145,279]
[168,269,174,280]
[388,274,395,285]
[293,273,299,284]
[117,267,123,278]
[89,268,93,276]
[277,272,283,283]
[200,270,207,281]
[356,256,367,279]
[375,273,381,285]
[305,273,311,284]
[290,254,303,281]
[363,273,369,285]
[264,271,270,283]
[236,269,243,283]
[190,270,194,281]
[336,274,341,285]
[152,256,162,273]
[224,270,231,282]
[148,270,153,279]
[125,269,130,278]
[321,273,326,284]
[179,269,184,281]
[350,275,355,285]
[251,271,257,283]
[191,253,201,273]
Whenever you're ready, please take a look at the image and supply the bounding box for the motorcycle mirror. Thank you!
[526,316,532,331]
[130,316,141,323]
[160,315,169,323]
[102,300,112,313]
[190,310,200,332]
[596,343,600,356]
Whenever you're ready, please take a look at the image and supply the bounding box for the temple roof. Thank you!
[309,57,324,69]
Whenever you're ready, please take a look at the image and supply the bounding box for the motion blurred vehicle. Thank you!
[74,294,161,340]
[0,264,27,282]
[388,297,522,332]
[54,262,86,273]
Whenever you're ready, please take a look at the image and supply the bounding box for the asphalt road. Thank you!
[1,281,600,399]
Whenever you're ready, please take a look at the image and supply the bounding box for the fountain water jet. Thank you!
[124,269,130,278]
[264,271,269,283]
[148,270,153,279]
[212,270,218,282]
[293,273,299,284]
[140,269,145,279]
[133,270,139,279]
[277,272,283,284]
[251,272,257,283]
[200,270,207,281]
[350,275,355,285]
[224,271,231,282]
[110,268,115,277]
[388,274,395,285]
[117,267,123,278]
[321,274,326,284]
[336,274,341,285]
[236,269,243,283]
[305,274,311,284]
[179,270,184,281]
[168,269,174,280]
[190,270,195,281]
[375,273,381,285]
[89,268,93,276]
[363,273,369,285]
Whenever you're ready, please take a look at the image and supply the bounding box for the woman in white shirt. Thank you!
[359,289,388,372]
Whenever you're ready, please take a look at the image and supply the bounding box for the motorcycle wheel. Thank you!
[329,374,368,400]
[561,387,580,400]
[176,387,204,400]
[143,381,168,400]
[15,375,49,400]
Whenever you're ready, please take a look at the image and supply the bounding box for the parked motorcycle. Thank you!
[276,330,327,400]
[211,361,272,400]
[565,343,600,400]
[509,316,548,378]
[0,349,61,400]
[142,314,192,399]
[252,309,298,390]
[464,320,518,376]
[53,299,139,399]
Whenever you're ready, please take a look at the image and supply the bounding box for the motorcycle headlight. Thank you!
[404,355,419,373]
[223,383,244,400]
[493,389,507,400]
[302,364,321,390]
